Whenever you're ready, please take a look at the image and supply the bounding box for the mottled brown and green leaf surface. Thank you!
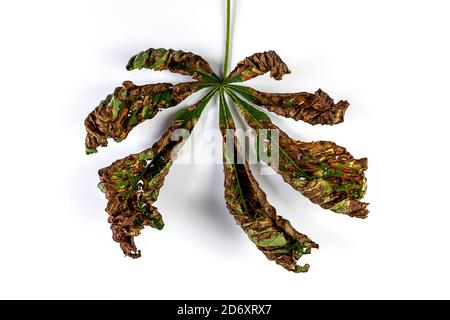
[220,92,317,272]
[85,81,200,153]
[227,51,291,82]
[126,48,219,82]
[85,44,368,272]
[228,90,368,218]
[230,85,349,125]
[96,90,215,257]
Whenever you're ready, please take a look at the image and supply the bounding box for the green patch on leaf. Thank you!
[133,50,149,69]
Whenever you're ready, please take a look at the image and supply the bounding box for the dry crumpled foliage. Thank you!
[84,81,199,154]
[231,85,349,126]
[98,145,166,258]
[126,48,217,82]
[220,93,318,272]
[97,92,215,257]
[228,91,368,218]
[86,44,368,272]
[227,51,291,82]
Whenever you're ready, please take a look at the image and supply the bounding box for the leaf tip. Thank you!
[294,263,310,273]
[86,147,98,155]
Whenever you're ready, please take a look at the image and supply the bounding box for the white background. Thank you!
[1,0,449,299]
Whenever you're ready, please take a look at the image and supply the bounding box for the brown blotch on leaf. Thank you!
[233,100,368,219]
[126,48,216,81]
[228,50,291,81]
[222,129,317,272]
[84,81,198,152]
[97,98,208,258]
[247,87,349,125]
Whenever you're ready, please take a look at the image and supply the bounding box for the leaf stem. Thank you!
[223,0,231,79]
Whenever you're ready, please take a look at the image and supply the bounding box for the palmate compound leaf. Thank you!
[97,89,216,258]
[83,0,370,273]
[230,85,349,126]
[219,91,318,272]
[85,81,200,154]
[227,89,369,218]
[86,40,368,269]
